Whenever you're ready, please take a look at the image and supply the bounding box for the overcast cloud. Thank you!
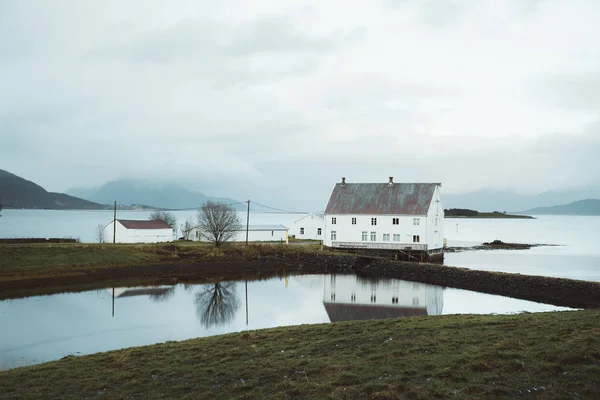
[1,0,599,209]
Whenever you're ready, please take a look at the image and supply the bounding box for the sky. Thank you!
[1,0,600,209]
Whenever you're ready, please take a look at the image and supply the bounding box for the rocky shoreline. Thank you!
[445,239,560,253]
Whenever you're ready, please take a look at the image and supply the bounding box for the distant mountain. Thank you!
[443,187,600,212]
[524,199,600,215]
[0,169,105,210]
[67,179,243,210]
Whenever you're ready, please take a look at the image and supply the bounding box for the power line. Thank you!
[250,200,324,215]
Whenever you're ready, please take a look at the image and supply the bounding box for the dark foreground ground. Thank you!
[1,310,599,399]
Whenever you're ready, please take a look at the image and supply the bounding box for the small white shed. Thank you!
[104,219,174,244]
[190,224,289,243]
[293,213,324,241]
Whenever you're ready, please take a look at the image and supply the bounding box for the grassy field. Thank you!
[0,242,324,281]
[1,310,599,399]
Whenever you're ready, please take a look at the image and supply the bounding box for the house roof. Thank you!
[117,219,173,230]
[324,182,440,215]
[294,213,324,224]
[323,302,428,322]
[116,287,173,298]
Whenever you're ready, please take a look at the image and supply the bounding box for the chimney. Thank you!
[388,176,394,186]
[341,177,346,186]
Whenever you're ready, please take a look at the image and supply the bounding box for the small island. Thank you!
[444,208,534,219]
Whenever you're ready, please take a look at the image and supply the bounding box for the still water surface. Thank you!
[0,274,571,370]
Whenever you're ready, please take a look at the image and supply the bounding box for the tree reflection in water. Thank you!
[194,282,240,327]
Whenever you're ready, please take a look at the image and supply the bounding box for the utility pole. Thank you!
[113,201,117,243]
[245,197,250,246]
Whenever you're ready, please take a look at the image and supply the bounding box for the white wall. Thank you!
[425,186,445,250]
[104,221,173,244]
[323,214,427,248]
[323,274,443,316]
[190,227,288,243]
[293,214,324,241]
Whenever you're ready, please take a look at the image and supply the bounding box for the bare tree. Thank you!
[94,224,105,243]
[149,210,177,236]
[194,282,240,327]
[197,201,241,247]
[180,217,196,241]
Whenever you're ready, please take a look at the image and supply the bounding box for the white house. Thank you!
[293,213,324,241]
[190,224,289,243]
[104,219,174,244]
[323,177,444,255]
[322,274,443,322]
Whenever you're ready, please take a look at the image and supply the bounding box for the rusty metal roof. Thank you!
[323,302,427,322]
[324,182,440,215]
[118,219,172,230]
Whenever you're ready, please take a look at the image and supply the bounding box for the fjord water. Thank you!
[1,210,599,281]
[445,215,600,281]
[0,274,571,370]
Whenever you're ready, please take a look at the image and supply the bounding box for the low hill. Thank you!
[0,169,106,210]
[444,208,533,219]
[67,179,243,210]
[525,199,600,215]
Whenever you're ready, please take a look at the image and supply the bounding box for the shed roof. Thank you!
[117,219,173,230]
[323,302,427,322]
[324,182,440,215]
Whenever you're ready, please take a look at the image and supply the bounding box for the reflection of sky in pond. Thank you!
[0,274,572,370]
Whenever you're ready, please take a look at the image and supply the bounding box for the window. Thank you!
[271,231,274,236]
[435,217,438,226]
[392,218,399,225]
[332,217,336,225]
[351,217,357,225]
[300,227,304,235]
[412,297,420,306]
[413,235,420,243]
[370,232,376,241]
[383,234,390,241]
[362,231,368,241]
[371,218,377,226]
[393,234,400,241]
[413,218,420,226]
[317,228,322,235]
[331,231,337,241]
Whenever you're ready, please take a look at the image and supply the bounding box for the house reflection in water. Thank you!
[107,286,176,317]
[322,275,444,322]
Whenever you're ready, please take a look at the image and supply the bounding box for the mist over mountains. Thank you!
[67,180,243,210]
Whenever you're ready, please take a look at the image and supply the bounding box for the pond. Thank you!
[0,274,572,370]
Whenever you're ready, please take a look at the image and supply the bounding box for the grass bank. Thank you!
[0,242,324,280]
[0,243,343,299]
[2,243,600,309]
[1,310,599,399]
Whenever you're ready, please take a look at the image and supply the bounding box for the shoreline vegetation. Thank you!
[2,243,599,398]
[1,310,599,399]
